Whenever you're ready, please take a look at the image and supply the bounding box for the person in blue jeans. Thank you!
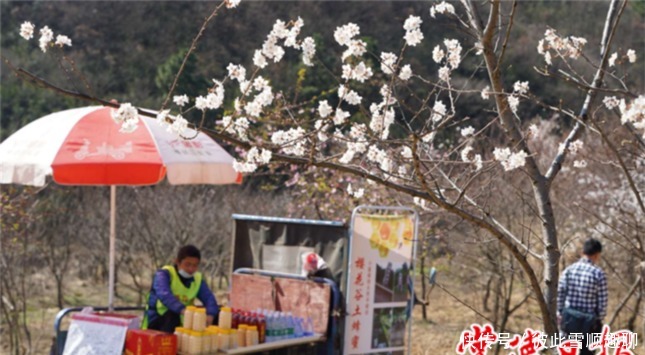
[142,245,219,333]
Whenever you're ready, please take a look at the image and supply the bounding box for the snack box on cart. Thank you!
[124,329,177,355]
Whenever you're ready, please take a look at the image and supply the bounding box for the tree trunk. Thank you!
[535,181,561,335]
[55,274,64,310]
[641,265,645,339]
[420,238,428,321]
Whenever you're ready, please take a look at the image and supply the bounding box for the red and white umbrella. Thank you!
[0,105,242,309]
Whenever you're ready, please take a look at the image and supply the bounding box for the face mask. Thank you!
[178,269,194,278]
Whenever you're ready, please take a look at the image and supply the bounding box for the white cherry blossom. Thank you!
[460,126,475,137]
[20,21,35,40]
[513,81,529,95]
[432,45,445,63]
[39,26,53,52]
[573,160,587,168]
[334,23,360,46]
[481,86,491,100]
[55,35,72,47]
[608,52,618,67]
[333,108,350,125]
[318,100,333,118]
[494,147,527,171]
[173,95,189,107]
[380,52,397,74]
[404,29,424,47]
[430,1,455,18]
[302,37,316,66]
[225,0,241,9]
[253,50,268,68]
[627,49,637,63]
[399,65,412,81]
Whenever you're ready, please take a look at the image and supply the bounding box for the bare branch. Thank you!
[160,2,226,111]
[608,275,640,327]
[496,1,517,74]
[545,0,627,183]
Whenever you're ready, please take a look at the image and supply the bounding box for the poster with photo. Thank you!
[343,207,416,354]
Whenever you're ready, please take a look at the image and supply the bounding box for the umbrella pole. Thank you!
[108,185,116,311]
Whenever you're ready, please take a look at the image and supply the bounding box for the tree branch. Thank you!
[160,1,226,110]
[545,0,627,183]
[608,274,640,327]
[496,1,517,75]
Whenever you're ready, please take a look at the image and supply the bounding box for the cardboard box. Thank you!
[124,329,177,355]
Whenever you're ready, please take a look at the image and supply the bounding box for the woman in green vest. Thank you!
[143,245,219,333]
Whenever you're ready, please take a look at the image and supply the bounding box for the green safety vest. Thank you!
[142,265,202,328]
[157,265,202,315]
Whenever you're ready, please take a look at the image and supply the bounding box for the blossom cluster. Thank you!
[235,74,274,118]
[493,147,527,171]
[433,39,462,82]
[111,103,140,134]
[556,139,587,169]
[271,127,307,156]
[481,86,491,100]
[508,81,530,114]
[339,124,368,164]
[369,85,397,140]
[233,146,272,173]
[155,110,189,136]
[255,17,315,68]
[429,1,455,18]
[403,15,424,47]
[19,21,72,52]
[196,80,225,111]
[431,100,447,123]
[334,23,366,61]
[380,52,397,75]
[378,52,413,82]
[460,145,483,171]
[537,28,587,65]
[222,116,250,142]
[367,145,392,172]
[346,183,365,198]
[224,0,241,9]
[619,95,645,138]
[603,95,645,138]
[608,49,638,67]
[342,61,373,83]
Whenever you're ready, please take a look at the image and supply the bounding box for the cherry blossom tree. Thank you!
[9,0,644,338]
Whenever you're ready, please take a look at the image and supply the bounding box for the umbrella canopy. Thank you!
[0,105,242,309]
[0,106,242,186]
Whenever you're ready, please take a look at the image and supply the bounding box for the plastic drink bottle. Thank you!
[184,306,195,330]
[303,316,314,336]
[258,315,266,343]
[232,309,240,329]
[218,307,232,329]
[265,315,274,343]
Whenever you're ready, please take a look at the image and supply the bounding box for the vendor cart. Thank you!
[52,214,348,355]
[53,208,416,354]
